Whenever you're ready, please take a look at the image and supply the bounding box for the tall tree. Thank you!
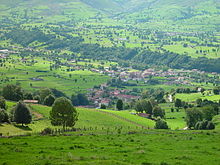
[50,97,78,130]
[153,106,165,118]
[2,84,23,101]
[185,108,203,129]
[116,99,123,110]
[175,99,182,108]
[13,101,32,126]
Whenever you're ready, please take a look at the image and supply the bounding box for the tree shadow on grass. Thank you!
[14,124,32,131]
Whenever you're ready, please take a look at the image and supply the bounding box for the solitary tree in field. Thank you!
[175,98,182,108]
[13,101,32,126]
[50,97,78,130]
[116,99,123,110]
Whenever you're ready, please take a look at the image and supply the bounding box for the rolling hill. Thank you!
[0,0,219,31]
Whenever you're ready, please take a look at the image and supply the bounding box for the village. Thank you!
[85,64,218,108]
[1,49,219,109]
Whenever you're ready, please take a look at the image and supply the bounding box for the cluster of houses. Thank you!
[87,85,140,107]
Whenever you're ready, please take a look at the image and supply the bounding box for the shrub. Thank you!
[206,121,215,130]
[100,104,106,109]
[195,120,215,130]
[154,118,168,129]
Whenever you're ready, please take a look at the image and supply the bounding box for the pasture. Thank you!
[0,130,220,165]
[0,55,109,96]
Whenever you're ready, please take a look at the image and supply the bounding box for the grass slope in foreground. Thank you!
[0,130,220,165]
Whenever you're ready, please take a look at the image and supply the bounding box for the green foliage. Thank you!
[0,96,6,109]
[135,99,153,116]
[153,106,165,118]
[41,127,53,135]
[186,106,217,129]
[186,108,203,128]
[13,101,32,125]
[71,94,89,106]
[5,29,53,47]
[50,97,78,129]
[100,104,106,109]
[43,95,55,106]
[195,120,215,130]
[213,86,220,95]
[39,88,52,103]
[33,95,41,102]
[23,92,33,100]
[154,118,169,129]
[2,84,23,101]
[116,99,123,110]
[175,98,182,108]
[0,109,8,123]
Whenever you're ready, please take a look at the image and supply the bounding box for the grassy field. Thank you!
[175,93,220,103]
[0,130,220,165]
[160,103,186,130]
[0,56,109,96]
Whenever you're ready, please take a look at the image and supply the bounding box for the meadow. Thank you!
[0,55,109,96]
[0,130,220,165]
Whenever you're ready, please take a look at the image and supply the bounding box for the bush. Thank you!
[154,118,169,129]
[100,104,106,109]
[206,121,215,130]
[195,120,215,130]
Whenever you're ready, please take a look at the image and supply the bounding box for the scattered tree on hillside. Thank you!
[135,99,153,117]
[153,106,165,118]
[0,96,6,110]
[196,98,203,107]
[39,88,52,103]
[44,95,55,106]
[154,118,168,129]
[0,109,9,123]
[24,92,33,100]
[116,99,123,110]
[71,94,89,106]
[2,84,23,101]
[185,106,217,129]
[50,97,78,130]
[13,101,32,126]
[175,98,182,108]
